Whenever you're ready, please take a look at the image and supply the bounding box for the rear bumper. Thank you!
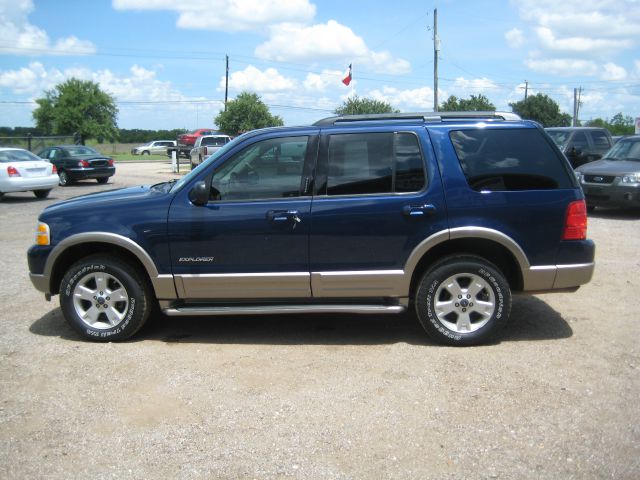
[67,166,115,180]
[521,239,595,292]
[0,174,58,193]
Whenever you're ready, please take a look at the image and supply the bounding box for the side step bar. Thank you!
[163,304,406,317]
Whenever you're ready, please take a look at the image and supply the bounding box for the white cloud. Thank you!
[524,58,599,77]
[0,62,194,103]
[112,0,316,32]
[368,86,434,110]
[505,28,525,48]
[255,20,411,74]
[601,62,627,81]
[0,0,95,55]
[303,69,342,92]
[219,65,297,93]
[536,27,632,55]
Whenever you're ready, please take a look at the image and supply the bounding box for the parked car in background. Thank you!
[575,135,640,211]
[169,129,220,159]
[37,145,115,186]
[545,127,613,168]
[178,129,218,147]
[0,148,59,199]
[189,134,232,169]
[131,140,176,156]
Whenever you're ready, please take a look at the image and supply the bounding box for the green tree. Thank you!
[440,94,495,111]
[585,113,634,136]
[32,78,119,141]
[215,92,283,136]
[334,96,399,115]
[509,93,571,127]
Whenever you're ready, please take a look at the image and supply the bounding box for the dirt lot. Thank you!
[1,161,639,479]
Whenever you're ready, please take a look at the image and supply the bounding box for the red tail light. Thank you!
[52,165,57,174]
[563,200,587,240]
[7,166,20,177]
[108,159,114,166]
[78,160,90,168]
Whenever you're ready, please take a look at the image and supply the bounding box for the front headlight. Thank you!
[574,171,583,183]
[622,174,639,184]
[36,222,50,246]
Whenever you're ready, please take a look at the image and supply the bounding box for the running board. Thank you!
[163,304,406,317]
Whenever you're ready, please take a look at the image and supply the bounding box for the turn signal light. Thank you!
[36,222,50,246]
[78,160,90,168]
[563,200,587,240]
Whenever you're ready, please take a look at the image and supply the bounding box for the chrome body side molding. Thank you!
[310,270,405,297]
[174,272,311,299]
[163,304,406,316]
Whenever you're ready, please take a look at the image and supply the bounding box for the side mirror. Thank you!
[188,180,209,206]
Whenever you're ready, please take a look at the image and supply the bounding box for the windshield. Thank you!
[603,138,640,161]
[546,130,570,147]
[170,135,243,193]
[0,149,42,163]
[66,146,100,156]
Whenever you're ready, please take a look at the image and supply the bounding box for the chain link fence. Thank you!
[0,135,77,152]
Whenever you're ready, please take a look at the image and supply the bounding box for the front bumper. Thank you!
[582,182,640,208]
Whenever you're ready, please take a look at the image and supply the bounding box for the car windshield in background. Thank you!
[603,138,640,161]
[0,149,42,162]
[66,146,100,156]
[546,130,570,147]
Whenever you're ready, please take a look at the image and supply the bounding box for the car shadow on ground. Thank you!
[589,207,640,220]
[30,296,571,346]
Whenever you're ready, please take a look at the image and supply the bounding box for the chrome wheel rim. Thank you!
[434,273,495,333]
[72,271,129,329]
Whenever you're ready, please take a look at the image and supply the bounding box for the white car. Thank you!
[0,148,59,199]
[131,140,176,155]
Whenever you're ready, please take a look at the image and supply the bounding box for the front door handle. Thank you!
[267,210,302,224]
[402,204,437,217]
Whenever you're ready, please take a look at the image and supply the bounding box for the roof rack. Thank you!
[313,111,521,126]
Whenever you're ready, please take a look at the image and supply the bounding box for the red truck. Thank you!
[168,128,219,159]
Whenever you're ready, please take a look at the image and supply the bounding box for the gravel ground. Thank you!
[1,161,639,479]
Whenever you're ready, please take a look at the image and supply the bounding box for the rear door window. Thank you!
[450,128,573,191]
[590,130,611,149]
[321,132,426,196]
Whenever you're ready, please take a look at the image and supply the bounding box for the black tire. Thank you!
[96,177,109,184]
[58,170,71,186]
[415,255,511,346]
[33,189,51,199]
[59,255,153,342]
[142,150,150,155]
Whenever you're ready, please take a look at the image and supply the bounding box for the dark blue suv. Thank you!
[27,112,595,345]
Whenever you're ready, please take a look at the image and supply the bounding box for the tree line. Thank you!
[14,78,637,142]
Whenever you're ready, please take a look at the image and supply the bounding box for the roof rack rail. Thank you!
[313,111,521,126]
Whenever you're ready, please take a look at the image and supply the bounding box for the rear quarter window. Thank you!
[450,128,573,191]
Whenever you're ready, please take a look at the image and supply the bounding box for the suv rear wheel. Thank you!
[415,255,511,346]
[59,255,152,341]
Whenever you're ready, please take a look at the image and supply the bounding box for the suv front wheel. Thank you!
[415,255,511,346]
[59,255,152,341]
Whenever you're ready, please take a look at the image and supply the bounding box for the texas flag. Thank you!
[342,64,352,86]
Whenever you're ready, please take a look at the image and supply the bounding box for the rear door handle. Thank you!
[402,204,436,217]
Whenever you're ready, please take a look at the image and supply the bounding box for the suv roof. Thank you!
[314,111,522,126]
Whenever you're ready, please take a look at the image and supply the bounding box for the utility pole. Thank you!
[433,8,439,112]
[524,80,528,101]
[224,54,229,112]
[573,87,579,126]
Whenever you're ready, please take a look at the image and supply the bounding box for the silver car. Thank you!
[0,148,59,199]
[131,140,176,155]
[575,135,640,211]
